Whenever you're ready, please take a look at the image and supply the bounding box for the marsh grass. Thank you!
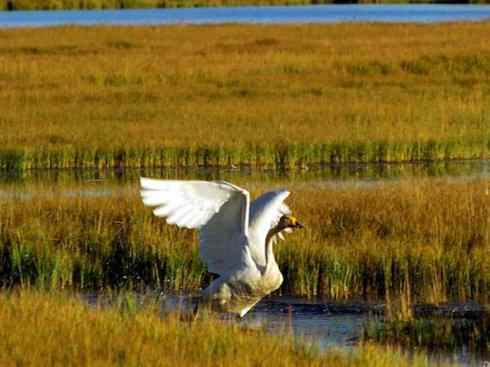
[0,24,489,169]
[0,178,487,303]
[0,290,455,367]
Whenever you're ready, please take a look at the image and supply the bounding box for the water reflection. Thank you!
[1,160,489,185]
[0,161,488,200]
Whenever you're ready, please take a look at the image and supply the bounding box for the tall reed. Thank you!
[0,178,487,303]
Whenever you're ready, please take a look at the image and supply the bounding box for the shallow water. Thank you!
[2,5,490,28]
[1,160,489,185]
[0,160,488,200]
[234,296,369,350]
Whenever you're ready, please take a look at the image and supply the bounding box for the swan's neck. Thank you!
[264,227,280,273]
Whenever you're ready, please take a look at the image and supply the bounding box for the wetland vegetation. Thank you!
[2,168,487,359]
[0,20,489,365]
[1,178,487,304]
[0,23,489,169]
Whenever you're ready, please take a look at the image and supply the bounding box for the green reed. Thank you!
[1,140,487,171]
[0,178,487,303]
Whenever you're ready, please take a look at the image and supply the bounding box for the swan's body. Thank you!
[140,178,303,318]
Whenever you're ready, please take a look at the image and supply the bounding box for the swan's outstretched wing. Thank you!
[140,178,250,275]
[248,190,291,267]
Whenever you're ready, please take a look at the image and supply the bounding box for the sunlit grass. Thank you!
[0,178,488,303]
[0,23,489,169]
[0,290,455,367]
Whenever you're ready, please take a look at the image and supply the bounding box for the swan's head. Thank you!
[277,215,304,231]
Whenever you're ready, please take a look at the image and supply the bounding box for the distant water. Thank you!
[1,5,490,28]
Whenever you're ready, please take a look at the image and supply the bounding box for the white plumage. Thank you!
[140,178,302,317]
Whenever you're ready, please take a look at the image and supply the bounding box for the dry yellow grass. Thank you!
[0,23,489,168]
[0,290,455,367]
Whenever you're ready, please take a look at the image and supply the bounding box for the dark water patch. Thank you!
[253,297,490,319]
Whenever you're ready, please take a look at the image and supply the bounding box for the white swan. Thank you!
[140,178,303,318]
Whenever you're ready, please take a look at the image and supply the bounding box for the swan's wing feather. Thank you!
[199,181,251,275]
[140,178,250,275]
[248,190,291,267]
[141,178,245,229]
[250,190,291,229]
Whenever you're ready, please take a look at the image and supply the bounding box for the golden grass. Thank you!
[0,177,488,303]
[0,290,454,367]
[0,23,489,168]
